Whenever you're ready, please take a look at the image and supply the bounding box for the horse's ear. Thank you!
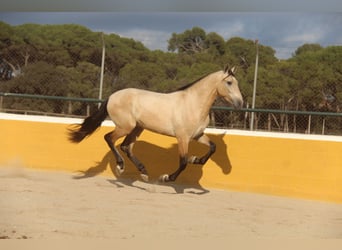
[228,66,237,76]
[224,65,237,75]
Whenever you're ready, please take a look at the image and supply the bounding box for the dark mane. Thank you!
[174,73,211,92]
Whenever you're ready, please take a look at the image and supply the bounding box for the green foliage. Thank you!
[168,27,227,57]
[1,61,70,112]
[294,43,323,56]
[117,60,166,91]
[0,22,341,119]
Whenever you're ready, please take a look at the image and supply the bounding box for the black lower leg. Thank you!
[104,132,124,170]
[119,126,148,177]
[120,145,148,176]
[192,141,216,165]
[167,156,188,182]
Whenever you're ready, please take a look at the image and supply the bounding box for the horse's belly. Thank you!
[137,115,176,137]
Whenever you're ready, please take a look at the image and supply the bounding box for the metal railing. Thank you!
[0,92,103,117]
[0,92,103,105]
[1,92,342,135]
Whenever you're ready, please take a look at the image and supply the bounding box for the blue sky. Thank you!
[1,12,342,59]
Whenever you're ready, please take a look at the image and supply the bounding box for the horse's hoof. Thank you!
[115,165,125,176]
[159,174,169,182]
[141,174,149,182]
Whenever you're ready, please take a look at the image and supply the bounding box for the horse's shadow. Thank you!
[73,134,232,194]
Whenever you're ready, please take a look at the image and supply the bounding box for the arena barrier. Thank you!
[1,113,342,203]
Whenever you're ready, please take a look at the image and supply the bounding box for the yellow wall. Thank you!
[1,117,342,203]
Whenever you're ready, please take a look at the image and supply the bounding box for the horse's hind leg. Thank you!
[188,134,216,165]
[120,126,149,182]
[104,128,128,176]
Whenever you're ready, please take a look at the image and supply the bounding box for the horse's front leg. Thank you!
[159,156,188,182]
[188,133,216,165]
[159,137,189,182]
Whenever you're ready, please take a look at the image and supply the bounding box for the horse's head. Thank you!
[217,65,243,109]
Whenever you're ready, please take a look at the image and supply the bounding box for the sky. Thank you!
[1,12,342,59]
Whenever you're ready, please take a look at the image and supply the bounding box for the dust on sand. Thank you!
[0,166,341,239]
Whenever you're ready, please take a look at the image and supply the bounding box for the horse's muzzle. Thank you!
[233,98,243,110]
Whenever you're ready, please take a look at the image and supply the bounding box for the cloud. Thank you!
[1,12,341,60]
[209,21,245,39]
[108,20,246,52]
[284,32,324,44]
[116,29,171,50]
[273,47,296,60]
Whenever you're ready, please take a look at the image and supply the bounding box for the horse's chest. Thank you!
[192,121,208,137]
[185,115,209,138]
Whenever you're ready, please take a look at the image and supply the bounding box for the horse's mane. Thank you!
[173,73,211,92]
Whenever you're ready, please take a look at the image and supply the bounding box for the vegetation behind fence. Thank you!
[1,22,341,135]
[1,92,342,136]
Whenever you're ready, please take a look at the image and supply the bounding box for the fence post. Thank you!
[98,33,105,108]
[267,113,271,131]
[0,95,3,110]
[210,111,216,127]
[250,39,259,131]
[68,101,72,114]
[307,115,311,134]
[86,104,90,116]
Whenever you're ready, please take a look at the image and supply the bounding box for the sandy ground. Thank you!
[0,166,342,239]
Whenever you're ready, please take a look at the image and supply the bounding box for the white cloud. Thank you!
[273,47,296,59]
[3,12,340,58]
[284,31,324,44]
[117,29,170,51]
[121,22,246,51]
[209,21,245,39]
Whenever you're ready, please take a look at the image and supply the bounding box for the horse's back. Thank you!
[107,88,181,135]
[108,88,179,107]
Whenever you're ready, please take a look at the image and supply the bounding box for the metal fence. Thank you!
[2,31,342,136]
[0,92,101,118]
[210,106,342,135]
[1,92,342,136]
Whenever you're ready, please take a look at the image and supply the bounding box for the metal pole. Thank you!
[250,39,259,130]
[98,33,105,108]
[0,95,3,110]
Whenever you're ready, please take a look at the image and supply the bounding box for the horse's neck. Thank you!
[185,73,218,114]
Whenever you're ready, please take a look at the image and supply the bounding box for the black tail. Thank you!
[68,100,109,143]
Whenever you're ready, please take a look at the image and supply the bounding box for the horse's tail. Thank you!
[68,99,109,143]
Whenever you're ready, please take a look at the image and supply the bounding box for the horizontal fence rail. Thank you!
[0,92,104,103]
[211,106,342,117]
[1,92,342,135]
[0,92,104,118]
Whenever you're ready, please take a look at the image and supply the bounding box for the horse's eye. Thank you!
[227,81,232,86]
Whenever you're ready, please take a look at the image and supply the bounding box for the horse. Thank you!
[68,65,243,183]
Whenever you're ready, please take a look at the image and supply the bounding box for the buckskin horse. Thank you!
[68,65,243,182]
